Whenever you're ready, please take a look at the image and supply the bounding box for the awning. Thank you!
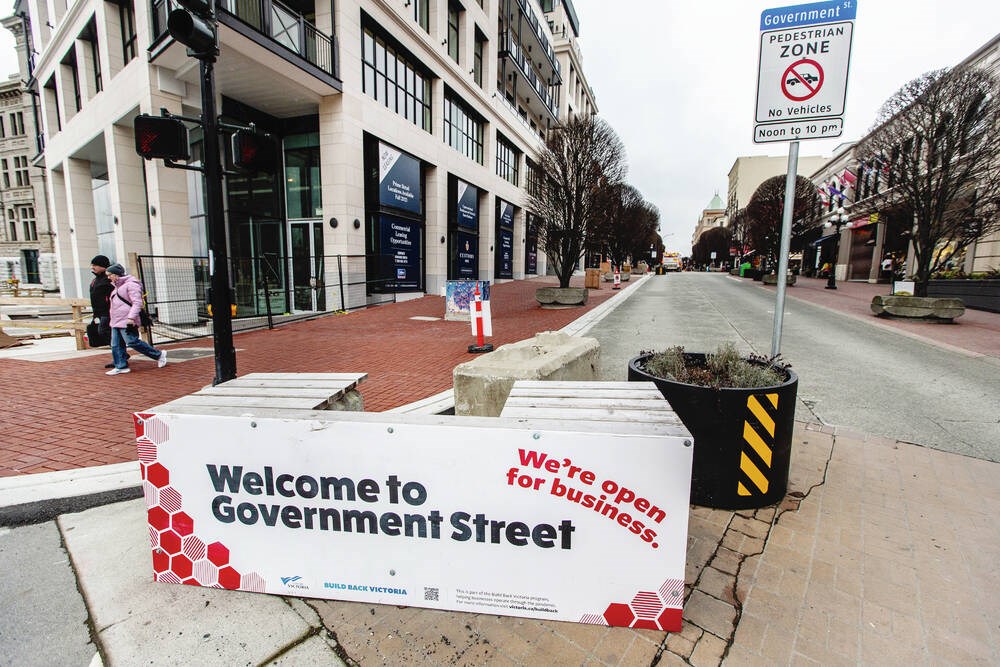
[811,233,839,247]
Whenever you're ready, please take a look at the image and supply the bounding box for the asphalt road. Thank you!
[588,273,1000,462]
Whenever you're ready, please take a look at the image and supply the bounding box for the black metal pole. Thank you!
[201,54,237,384]
[825,223,840,290]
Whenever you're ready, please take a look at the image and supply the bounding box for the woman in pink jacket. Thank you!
[106,264,167,375]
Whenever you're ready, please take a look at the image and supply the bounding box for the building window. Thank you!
[1,159,9,188]
[14,156,29,187]
[473,30,485,87]
[6,210,16,241]
[83,19,103,93]
[443,93,483,164]
[496,134,519,185]
[9,112,23,135]
[120,0,137,64]
[20,207,36,241]
[0,116,5,137]
[63,50,82,112]
[362,26,432,132]
[284,133,321,219]
[447,2,461,64]
[526,158,542,198]
[411,0,429,32]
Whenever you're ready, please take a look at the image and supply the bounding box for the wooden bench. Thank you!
[154,372,368,413]
[499,380,689,437]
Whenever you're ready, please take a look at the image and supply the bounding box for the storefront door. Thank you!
[290,221,325,311]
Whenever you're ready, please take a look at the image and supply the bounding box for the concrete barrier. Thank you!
[453,331,599,416]
[871,295,965,322]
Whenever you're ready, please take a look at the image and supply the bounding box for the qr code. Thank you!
[424,587,439,602]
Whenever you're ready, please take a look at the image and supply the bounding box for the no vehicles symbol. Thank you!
[781,59,824,101]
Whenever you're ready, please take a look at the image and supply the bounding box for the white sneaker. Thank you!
[158,350,168,368]
[106,367,131,375]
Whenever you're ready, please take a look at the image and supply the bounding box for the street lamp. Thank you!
[824,205,849,289]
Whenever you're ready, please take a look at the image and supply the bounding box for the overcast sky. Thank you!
[1,2,998,254]
[571,0,1000,253]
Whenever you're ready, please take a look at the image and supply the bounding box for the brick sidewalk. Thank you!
[0,276,634,477]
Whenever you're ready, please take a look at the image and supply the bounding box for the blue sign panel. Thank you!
[378,143,422,214]
[455,231,478,279]
[497,200,514,229]
[456,180,479,229]
[379,214,421,290]
[497,228,513,279]
[760,0,856,30]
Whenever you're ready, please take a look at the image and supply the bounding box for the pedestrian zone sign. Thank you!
[754,0,856,143]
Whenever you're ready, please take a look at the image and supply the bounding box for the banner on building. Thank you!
[378,143,422,214]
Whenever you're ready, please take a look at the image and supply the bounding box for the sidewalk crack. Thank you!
[55,516,108,666]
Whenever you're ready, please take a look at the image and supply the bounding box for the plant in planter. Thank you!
[628,343,798,510]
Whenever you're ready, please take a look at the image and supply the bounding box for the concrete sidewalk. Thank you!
[3,273,1000,665]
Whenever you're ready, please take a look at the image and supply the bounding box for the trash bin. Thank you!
[628,353,797,509]
[585,268,601,289]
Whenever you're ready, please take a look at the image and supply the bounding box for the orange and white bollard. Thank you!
[468,283,494,353]
[613,266,621,290]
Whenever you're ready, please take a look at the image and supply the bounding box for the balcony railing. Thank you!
[151,0,337,78]
[512,0,560,79]
[499,32,559,119]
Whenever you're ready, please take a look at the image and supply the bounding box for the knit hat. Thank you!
[91,255,111,268]
[106,263,126,276]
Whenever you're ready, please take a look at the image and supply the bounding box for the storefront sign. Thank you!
[455,231,478,279]
[456,181,479,229]
[497,229,514,279]
[135,411,692,629]
[378,143,422,214]
[379,214,421,289]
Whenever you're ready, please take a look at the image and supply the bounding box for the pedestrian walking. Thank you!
[88,255,116,368]
[105,263,167,375]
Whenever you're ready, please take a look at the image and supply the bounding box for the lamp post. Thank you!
[824,205,849,290]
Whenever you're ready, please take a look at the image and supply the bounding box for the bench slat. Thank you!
[164,395,330,410]
[499,406,683,424]
[510,380,653,390]
[241,372,367,383]
[507,387,665,401]
[216,379,358,391]
[193,387,342,400]
[502,396,676,412]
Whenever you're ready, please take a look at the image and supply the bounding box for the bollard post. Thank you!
[468,283,494,353]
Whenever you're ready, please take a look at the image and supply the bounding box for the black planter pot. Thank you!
[628,353,798,509]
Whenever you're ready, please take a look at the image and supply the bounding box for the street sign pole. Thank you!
[772,141,798,357]
[755,0,856,356]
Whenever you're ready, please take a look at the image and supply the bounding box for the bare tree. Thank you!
[529,115,627,288]
[728,208,753,266]
[600,184,660,268]
[855,66,1000,296]
[746,175,818,271]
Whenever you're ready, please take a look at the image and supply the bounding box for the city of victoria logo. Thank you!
[281,575,309,590]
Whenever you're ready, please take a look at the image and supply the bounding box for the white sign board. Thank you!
[754,1,856,143]
[135,412,693,630]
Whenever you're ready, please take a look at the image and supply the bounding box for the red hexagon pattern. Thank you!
[593,579,685,632]
[136,414,262,592]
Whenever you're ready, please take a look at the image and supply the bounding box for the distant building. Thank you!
[726,154,828,220]
[0,9,55,289]
[691,192,726,248]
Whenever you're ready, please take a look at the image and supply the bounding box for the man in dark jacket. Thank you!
[89,255,115,367]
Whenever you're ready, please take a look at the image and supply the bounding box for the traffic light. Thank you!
[231,129,278,173]
[134,114,190,161]
[168,0,216,55]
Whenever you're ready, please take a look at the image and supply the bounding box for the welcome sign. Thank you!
[135,412,692,630]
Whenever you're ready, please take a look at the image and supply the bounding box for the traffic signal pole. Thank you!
[200,54,237,385]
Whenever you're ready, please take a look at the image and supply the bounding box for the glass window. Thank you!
[447,3,461,64]
[0,116,5,138]
[9,112,23,135]
[526,158,542,198]
[444,94,483,164]
[20,206,36,241]
[496,134,519,185]
[14,157,29,187]
[1,159,9,188]
[91,37,102,93]
[412,0,429,32]
[361,25,432,132]
[473,31,485,87]
[6,210,16,241]
[120,0,137,64]
[284,133,321,219]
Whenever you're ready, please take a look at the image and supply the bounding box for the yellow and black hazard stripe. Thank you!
[737,393,779,497]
